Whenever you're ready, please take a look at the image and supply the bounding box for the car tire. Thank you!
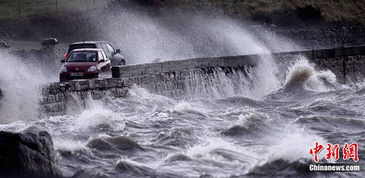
[59,76,68,82]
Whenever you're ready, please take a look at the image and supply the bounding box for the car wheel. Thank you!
[60,76,68,82]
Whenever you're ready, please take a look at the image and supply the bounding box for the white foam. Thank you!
[53,138,86,152]
[71,98,126,131]
[266,125,327,162]
[0,51,49,123]
[183,136,261,176]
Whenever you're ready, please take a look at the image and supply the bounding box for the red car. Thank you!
[60,48,111,82]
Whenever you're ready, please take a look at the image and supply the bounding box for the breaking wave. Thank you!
[283,57,337,93]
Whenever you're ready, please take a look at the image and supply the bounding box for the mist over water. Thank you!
[0,4,364,178]
[92,7,300,64]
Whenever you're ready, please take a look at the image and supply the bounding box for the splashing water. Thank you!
[284,57,337,93]
[0,51,49,123]
[92,11,298,96]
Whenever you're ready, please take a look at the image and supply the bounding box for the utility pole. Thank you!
[17,0,20,18]
[55,0,58,12]
[94,0,96,5]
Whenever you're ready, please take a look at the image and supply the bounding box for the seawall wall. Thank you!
[40,46,365,115]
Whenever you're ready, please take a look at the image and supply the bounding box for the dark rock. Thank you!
[222,125,250,136]
[115,160,157,177]
[87,136,144,151]
[247,158,315,177]
[166,154,193,163]
[115,160,180,178]
[0,127,61,178]
[72,169,108,178]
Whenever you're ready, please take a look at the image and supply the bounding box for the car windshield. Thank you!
[67,44,96,53]
[67,51,97,62]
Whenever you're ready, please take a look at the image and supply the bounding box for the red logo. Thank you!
[309,142,359,163]
[343,143,359,162]
[326,144,340,161]
[309,142,324,163]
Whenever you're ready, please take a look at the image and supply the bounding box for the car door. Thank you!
[97,51,106,71]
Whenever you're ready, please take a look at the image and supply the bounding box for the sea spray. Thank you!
[0,51,48,123]
[91,11,302,97]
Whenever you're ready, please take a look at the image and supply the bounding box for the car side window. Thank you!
[98,51,104,61]
[100,43,109,56]
[106,44,114,53]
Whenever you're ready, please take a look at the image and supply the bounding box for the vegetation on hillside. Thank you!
[111,0,365,25]
[1,0,364,25]
[0,0,364,41]
[215,0,365,25]
[0,0,110,19]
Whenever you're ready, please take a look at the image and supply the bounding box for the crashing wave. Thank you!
[283,57,337,93]
[265,57,339,101]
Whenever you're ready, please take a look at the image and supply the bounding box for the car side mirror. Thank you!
[61,59,65,63]
[115,49,121,54]
[99,59,105,63]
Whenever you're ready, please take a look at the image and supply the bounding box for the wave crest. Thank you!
[283,57,337,93]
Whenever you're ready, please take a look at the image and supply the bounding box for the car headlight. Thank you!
[61,66,67,72]
[87,66,97,72]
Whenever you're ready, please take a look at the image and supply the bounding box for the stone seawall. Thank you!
[41,79,129,115]
[41,55,257,115]
[41,46,365,115]
[112,55,258,78]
